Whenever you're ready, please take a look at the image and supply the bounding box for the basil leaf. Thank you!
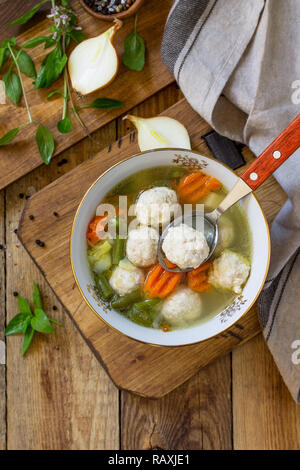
[31,308,54,333]
[123,16,145,72]
[22,315,32,334]
[18,295,32,315]
[69,30,86,44]
[33,282,43,309]
[9,0,49,26]
[0,47,9,68]
[0,127,20,146]
[36,124,55,165]
[35,45,67,89]
[23,36,49,49]
[16,49,36,78]
[44,36,59,49]
[83,98,124,109]
[47,89,65,100]
[57,117,72,134]
[22,325,34,356]
[3,70,22,105]
[5,313,31,336]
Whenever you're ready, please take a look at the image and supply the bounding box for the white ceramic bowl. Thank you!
[71,149,270,346]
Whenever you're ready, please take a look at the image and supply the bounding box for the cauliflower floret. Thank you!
[126,226,159,267]
[162,223,209,270]
[209,249,250,294]
[161,286,202,325]
[135,187,180,227]
[109,265,144,296]
[215,215,235,255]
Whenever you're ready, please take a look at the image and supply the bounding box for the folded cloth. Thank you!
[162,0,300,403]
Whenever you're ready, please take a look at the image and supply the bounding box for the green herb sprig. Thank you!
[0,0,124,159]
[5,282,62,356]
[123,15,146,72]
[0,39,55,163]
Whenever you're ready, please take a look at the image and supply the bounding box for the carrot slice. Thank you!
[144,264,182,298]
[164,258,177,269]
[180,174,210,199]
[150,271,173,298]
[206,177,222,191]
[177,171,222,204]
[86,215,107,244]
[189,262,212,276]
[191,281,211,292]
[177,172,204,191]
[187,262,212,292]
[160,273,182,297]
[144,264,164,292]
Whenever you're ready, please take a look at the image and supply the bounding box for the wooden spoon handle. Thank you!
[240,114,300,190]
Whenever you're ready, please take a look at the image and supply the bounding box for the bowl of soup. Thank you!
[71,149,270,346]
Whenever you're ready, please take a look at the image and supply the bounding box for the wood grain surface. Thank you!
[18,97,287,399]
[0,0,174,190]
[1,0,300,451]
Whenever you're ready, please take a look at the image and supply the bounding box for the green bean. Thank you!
[133,298,161,311]
[128,308,156,327]
[112,236,126,265]
[111,289,142,310]
[98,274,114,300]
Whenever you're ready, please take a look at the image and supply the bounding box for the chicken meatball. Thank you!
[162,223,209,270]
[109,264,144,296]
[135,187,180,227]
[126,226,159,267]
[209,249,250,294]
[161,286,202,325]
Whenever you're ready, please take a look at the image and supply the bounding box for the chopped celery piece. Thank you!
[87,240,112,264]
[118,258,137,272]
[92,253,112,274]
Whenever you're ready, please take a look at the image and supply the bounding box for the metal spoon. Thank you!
[158,113,300,273]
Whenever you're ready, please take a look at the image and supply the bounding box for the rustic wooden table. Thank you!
[0,0,300,450]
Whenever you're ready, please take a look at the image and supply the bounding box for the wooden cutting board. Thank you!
[0,0,174,190]
[18,98,286,398]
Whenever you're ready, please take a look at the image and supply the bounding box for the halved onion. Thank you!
[124,114,191,151]
[68,20,122,95]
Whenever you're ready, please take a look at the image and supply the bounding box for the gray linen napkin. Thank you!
[162,0,300,403]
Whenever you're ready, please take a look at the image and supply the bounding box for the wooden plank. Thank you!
[118,89,232,449]
[121,355,232,450]
[18,97,287,398]
[6,122,119,450]
[0,0,174,189]
[0,189,6,450]
[0,0,49,41]
[232,335,300,449]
